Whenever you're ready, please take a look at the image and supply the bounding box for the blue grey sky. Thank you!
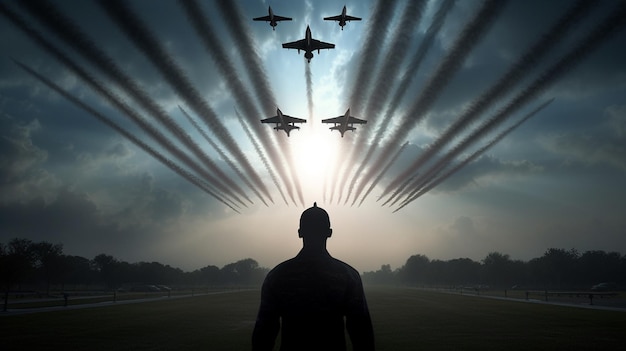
[1,0,625,272]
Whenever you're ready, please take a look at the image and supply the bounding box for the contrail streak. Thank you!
[362,0,427,119]
[14,60,240,213]
[394,98,555,212]
[358,0,508,203]
[214,0,277,114]
[97,0,272,204]
[356,141,409,207]
[1,2,248,207]
[329,0,399,201]
[305,62,314,123]
[234,108,288,206]
[179,106,267,206]
[383,0,598,204]
[214,0,307,206]
[399,2,626,205]
[347,0,400,114]
[14,0,252,204]
[340,0,427,204]
[348,0,456,204]
[214,0,305,206]
[179,0,282,205]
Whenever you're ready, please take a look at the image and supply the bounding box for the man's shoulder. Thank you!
[329,257,361,277]
[265,257,298,277]
[266,256,360,278]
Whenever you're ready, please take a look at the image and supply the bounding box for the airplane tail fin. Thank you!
[276,124,300,136]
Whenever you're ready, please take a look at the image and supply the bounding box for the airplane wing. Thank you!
[272,15,292,21]
[309,39,335,51]
[261,116,280,124]
[261,115,306,124]
[282,39,308,51]
[347,116,367,124]
[323,15,361,21]
[323,15,343,21]
[281,115,306,124]
[253,15,292,21]
[253,15,271,21]
[321,116,344,124]
[321,116,366,124]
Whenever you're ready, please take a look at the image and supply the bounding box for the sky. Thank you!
[1,0,625,273]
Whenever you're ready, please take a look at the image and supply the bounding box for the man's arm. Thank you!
[345,274,375,351]
[252,278,280,351]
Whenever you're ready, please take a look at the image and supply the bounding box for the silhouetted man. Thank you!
[252,203,375,351]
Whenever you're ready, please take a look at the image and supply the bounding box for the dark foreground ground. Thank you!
[2,287,625,350]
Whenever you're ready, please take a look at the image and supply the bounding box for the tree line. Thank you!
[4,238,625,293]
[363,249,626,290]
[0,238,268,293]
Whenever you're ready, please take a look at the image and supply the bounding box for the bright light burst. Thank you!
[290,123,341,198]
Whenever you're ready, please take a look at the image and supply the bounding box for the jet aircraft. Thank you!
[282,26,335,63]
[321,108,367,137]
[323,5,361,30]
[261,108,306,137]
[253,6,292,30]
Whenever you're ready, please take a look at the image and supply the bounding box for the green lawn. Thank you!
[1,287,625,350]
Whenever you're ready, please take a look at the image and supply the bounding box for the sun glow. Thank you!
[290,122,342,199]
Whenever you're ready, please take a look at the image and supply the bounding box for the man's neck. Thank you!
[299,240,331,257]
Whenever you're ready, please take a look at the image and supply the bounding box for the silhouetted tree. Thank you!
[92,254,120,289]
[32,241,64,295]
[446,258,481,286]
[482,252,514,288]
[199,265,220,286]
[362,264,398,285]
[3,238,36,290]
[532,248,580,289]
[578,250,622,286]
[401,254,430,285]
[62,255,93,286]
[221,258,266,285]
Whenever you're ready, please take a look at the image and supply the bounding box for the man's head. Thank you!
[298,202,332,239]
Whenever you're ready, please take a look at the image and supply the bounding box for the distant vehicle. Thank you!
[591,282,617,291]
[253,6,292,30]
[130,284,161,292]
[282,25,335,63]
[321,108,367,137]
[324,5,361,30]
[261,108,306,137]
[156,285,172,291]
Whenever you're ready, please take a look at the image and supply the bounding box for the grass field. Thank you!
[1,287,625,350]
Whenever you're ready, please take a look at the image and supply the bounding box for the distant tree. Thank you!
[222,258,264,285]
[200,265,220,286]
[62,255,93,286]
[3,238,36,290]
[0,242,7,290]
[446,258,481,286]
[400,254,430,286]
[377,264,396,285]
[31,241,64,295]
[532,248,579,289]
[92,254,120,289]
[482,252,514,288]
[362,264,397,285]
[578,250,622,286]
